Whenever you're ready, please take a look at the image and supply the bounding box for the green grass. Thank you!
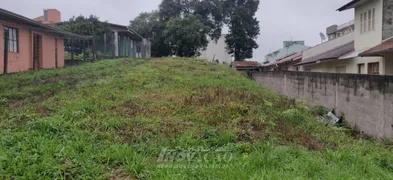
[1,58,393,179]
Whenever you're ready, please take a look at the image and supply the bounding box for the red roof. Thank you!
[233,61,262,69]
[360,38,393,56]
[275,51,303,64]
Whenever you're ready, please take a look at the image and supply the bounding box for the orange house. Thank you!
[0,8,82,74]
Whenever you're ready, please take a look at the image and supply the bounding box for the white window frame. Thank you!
[360,8,375,34]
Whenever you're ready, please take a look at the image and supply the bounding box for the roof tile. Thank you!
[360,38,393,56]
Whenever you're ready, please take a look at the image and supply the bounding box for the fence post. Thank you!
[92,37,97,61]
[71,38,74,60]
[104,33,107,54]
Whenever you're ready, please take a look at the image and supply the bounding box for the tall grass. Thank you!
[0,58,392,179]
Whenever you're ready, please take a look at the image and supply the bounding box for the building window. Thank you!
[358,63,365,74]
[360,8,375,34]
[3,26,18,52]
[368,62,379,74]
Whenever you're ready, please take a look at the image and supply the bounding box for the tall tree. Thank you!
[130,11,171,57]
[131,0,227,57]
[163,14,210,57]
[225,0,260,61]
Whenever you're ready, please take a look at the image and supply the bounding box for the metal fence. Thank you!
[64,33,151,62]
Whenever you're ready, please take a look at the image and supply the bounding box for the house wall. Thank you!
[1,20,31,73]
[41,34,56,69]
[302,33,354,60]
[57,38,64,67]
[301,57,385,74]
[0,19,65,74]
[46,9,61,24]
[384,52,393,74]
[355,0,383,51]
[253,71,393,138]
[199,35,232,64]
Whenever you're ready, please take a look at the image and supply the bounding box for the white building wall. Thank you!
[199,35,232,64]
[301,56,384,74]
[354,0,383,51]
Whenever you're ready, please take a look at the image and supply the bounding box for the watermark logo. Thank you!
[157,147,234,169]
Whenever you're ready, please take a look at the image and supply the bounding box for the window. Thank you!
[3,26,18,52]
[360,8,375,34]
[368,62,379,74]
[358,63,365,74]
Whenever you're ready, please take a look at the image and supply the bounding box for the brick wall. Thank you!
[253,71,393,138]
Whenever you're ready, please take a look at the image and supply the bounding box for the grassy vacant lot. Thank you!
[1,58,393,179]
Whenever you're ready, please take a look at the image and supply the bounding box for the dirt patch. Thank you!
[107,168,134,180]
[236,118,267,142]
[275,119,326,151]
[183,86,264,107]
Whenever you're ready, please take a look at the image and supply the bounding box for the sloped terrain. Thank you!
[0,58,393,179]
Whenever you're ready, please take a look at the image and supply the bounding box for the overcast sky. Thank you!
[3,0,354,61]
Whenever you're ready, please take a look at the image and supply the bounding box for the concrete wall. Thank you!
[253,71,393,138]
[0,19,65,74]
[383,0,393,40]
[302,33,354,60]
[355,0,383,51]
[301,56,385,74]
[199,35,232,64]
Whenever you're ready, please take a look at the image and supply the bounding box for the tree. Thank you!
[130,11,171,57]
[130,0,259,58]
[225,0,260,61]
[57,15,111,60]
[163,15,210,57]
[130,0,228,57]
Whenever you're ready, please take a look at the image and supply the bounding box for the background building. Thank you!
[326,20,355,41]
[199,34,232,64]
[33,9,61,24]
[264,41,309,64]
[0,8,86,74]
